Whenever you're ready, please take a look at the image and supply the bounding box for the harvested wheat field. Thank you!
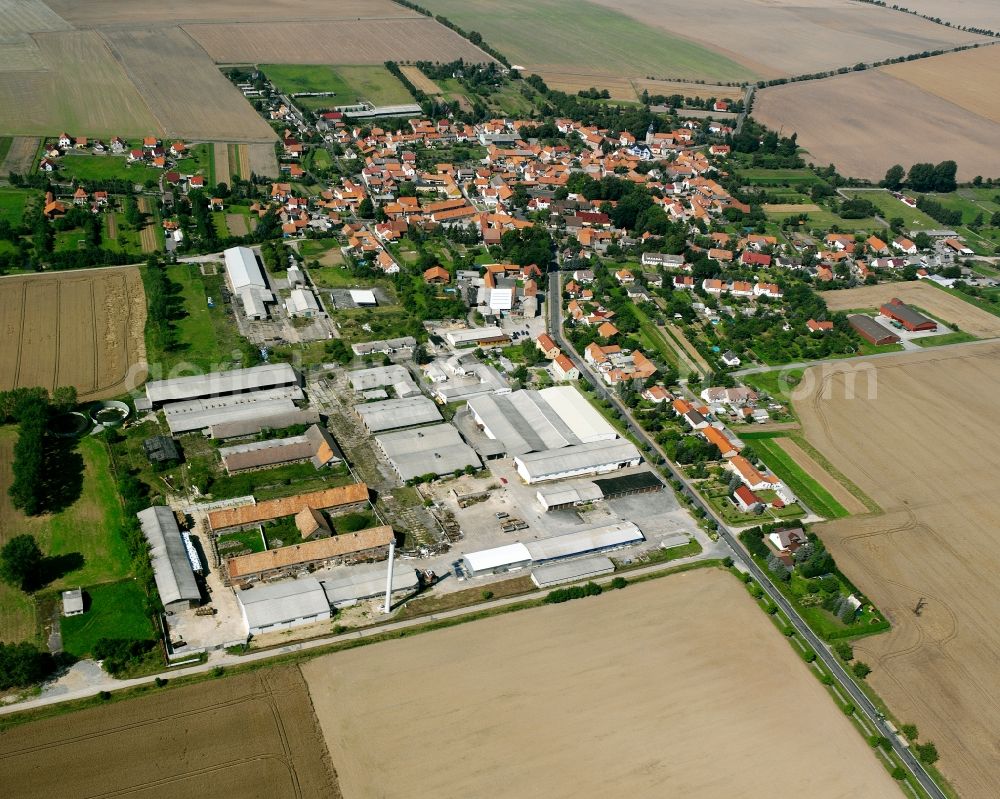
[797,342,1000,798]
[213,141,231,182]
[883,44,1000,125]
[0,0,71,39]
[47,0,413,26]
[185,18,495,66]
[879,0,1000,32]
[0,667,339,799]
[0,30,161,137]
[399,64,441,95]
[763,202,821,213]
[586,0,986,78]
[0,267,146,399]
[821,281,1000,338]
[303,570,898,799]
[226,214,249,236]
[754,69,1000,180]
[542,73,640,101]
[0,136,39,175]
[103,28,276,142]
[247,142,278,178]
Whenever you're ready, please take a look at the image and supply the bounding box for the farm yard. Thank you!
[185,19,495,66]
[754,68,1000,181]
[0,267,147,399]
[0,667,340,799]
[820,281,1000,339]
[796,343,1000,799]
[304,570,899,799]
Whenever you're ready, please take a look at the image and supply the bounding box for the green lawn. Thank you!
[175,143,214,184]
[765,207,879,232]
[913,330,978,348]
[263,64,354,97]
[0,583,36,644]
[839,189,938,230]
[0,188,36,225]
[147,264,249,373]
[704,489,805,526]
[263,64,413,108]
[0,430,132,593]
[744,368,806,406]
[60,579,154,657]
[55,153,161,185]
[0,136,11,165]
[217,528,266,555]
[417,0,756,82]
[750,437,849,519]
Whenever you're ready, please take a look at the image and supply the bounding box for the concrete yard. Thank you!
[302,569,899,799]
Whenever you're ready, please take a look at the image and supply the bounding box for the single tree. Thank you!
[0,535,43,591]
[852,661,872,679]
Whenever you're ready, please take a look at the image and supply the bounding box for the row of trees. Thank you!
[881,161,957,193]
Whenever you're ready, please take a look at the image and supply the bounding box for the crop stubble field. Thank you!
[303,570,898,799]
[755,47,1000,181]
[0,268,147,399]
[821,281,1000,338]
[0,667,340,799]
[797,343,1000,799]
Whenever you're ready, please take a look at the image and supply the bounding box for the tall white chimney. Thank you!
[383,538,396,614]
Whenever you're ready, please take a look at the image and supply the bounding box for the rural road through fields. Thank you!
[0,547,722,718]
[546,271,948,799]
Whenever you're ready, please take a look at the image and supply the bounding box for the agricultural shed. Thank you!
[225,526,394,584]
[355,396,442,433]
[208,483,370,532]
[375,423,480,481]
[145,363,299,405]
[443,326,509,348]
[321,564,420,608]
[348,364,414,392]
[462,542,533,577]
[61,588,85,617]
[236,577,331,637]
[514,440,642,484]
[209,408,321,440]
[592,471,664,498]
[349,289,378,306]
[535,482,604,511]
[162,387,304,434]
[879,298,937,331]
[218,424,343,474]
[523,522,643,563]
[137,506,201,612]
[143,435,180,464]
[849,315,901,346]
[467,387,615,456]
[531,556,615,588]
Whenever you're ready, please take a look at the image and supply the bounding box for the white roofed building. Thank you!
[514,440,642,483]
[236,577,331,637]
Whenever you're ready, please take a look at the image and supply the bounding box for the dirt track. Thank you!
[821,281,1000,338]
[303,569,898,799]
[0,267,147,399]
[0,667,339,799]
[798,342,1000,798]
[775,437,867,515]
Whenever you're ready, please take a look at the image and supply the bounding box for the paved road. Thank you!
[0,549,715,718]
[546,271,946,799]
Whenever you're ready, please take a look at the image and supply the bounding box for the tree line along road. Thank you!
[546,270,947,799]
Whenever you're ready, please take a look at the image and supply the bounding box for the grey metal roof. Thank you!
[137,506,200,607]
[531,556,615,588]
[321,566,420,607]
[524,522,643,563]
[375,424,480,480]
[145,363,298,405]
[164,390,302,434]
[356,396,442,432]
[209,409,321,440]
[349,365,412,392]
[514,440,642,481]
[224,246,267,291]
[848,314,900,342]
[237,577,330,631]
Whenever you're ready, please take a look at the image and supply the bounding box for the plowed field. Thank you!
[798,342,1000,798]
[303,570,898,799]
[0,667,339,799]
[0,267,146,399]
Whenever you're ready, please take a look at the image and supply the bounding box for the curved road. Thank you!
[547,271,945,799]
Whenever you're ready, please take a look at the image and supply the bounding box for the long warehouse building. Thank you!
[145,363,300,406]
[137,506,201,612]
[375,424,480,481]
[514,439,642,484]
[467,386,616,456]
[462,522,644,577]
[162,386,305,434]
